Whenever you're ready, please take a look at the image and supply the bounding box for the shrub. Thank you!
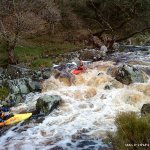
[0,87,9,100]
[108,112,150,150]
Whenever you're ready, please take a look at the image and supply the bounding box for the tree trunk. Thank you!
[7,45,17,64]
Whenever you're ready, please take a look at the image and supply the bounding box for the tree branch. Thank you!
[116,27,150,42]
[89,0,113,31]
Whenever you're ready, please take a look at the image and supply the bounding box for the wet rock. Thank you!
[36,94,62,115]
[141,67,150,76]
[111,80,124,89]
[42,70,51,79]
[141,104,150,115]
[107,66,118,77]
[71,57,80,66]
[98,147,112,150]
[104,85,112,90]
[77,140,96,148]
[50,146,63,150]
[52,69,75,86]
[110,64,148,85]
[28,79,42,92]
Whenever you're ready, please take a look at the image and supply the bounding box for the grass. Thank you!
[108,112,150,150]
[0,42,83,69]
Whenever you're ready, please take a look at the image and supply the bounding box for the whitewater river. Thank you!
[0,46,150,150]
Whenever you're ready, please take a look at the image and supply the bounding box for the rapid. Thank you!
[0,46,150,150]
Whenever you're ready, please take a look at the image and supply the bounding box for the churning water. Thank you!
[0,46,150,150]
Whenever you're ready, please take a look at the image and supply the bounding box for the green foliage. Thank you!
[0,87,9,100]
[30,58,53,69]
[108,112,150,150]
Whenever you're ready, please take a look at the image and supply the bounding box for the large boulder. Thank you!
[141,104,150,115]
[36,95,62,115]
[108,64,148,85]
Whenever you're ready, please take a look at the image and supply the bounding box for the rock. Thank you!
[107,66,119,77]
[104,85,112,90]
[50,146,63,150]
[36,95,62,115]
[0,80,2,87]
[8,78,29,94]
[32,70,42,80]
[141,67,150,76]
[141,104,150,115]
[7,65,33,79]
[5,93,24,106]
[100,45,108,57]
[80,49,101,61]
[27,79,42,92]
[77,140,96,148]
[109,64,148,85]
[0,67,4,74]
[42,70,51,79]
[71,57,80,66]
[52,69,75,86]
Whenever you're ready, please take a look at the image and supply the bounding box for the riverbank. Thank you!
[0,45,150,149]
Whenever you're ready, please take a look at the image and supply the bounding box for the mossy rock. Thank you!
[36,95,62,115]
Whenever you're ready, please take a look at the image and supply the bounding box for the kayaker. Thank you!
[77,61,86,71]
[0,106,12,122]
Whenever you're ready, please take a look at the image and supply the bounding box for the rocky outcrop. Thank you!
[141,104,150,116]
[1,65,51,81]
[36,95,62,115]
[107,64,148,85]
[0,65,49,106]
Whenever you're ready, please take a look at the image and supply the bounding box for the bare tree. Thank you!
[0,0,61,64]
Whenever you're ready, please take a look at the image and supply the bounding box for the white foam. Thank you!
[0,59,150,149]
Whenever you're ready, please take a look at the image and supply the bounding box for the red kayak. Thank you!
[72,69,84,75]
[72,66,86,75]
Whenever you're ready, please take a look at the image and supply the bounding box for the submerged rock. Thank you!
[141,104,150,115]
[36,94,62,115]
